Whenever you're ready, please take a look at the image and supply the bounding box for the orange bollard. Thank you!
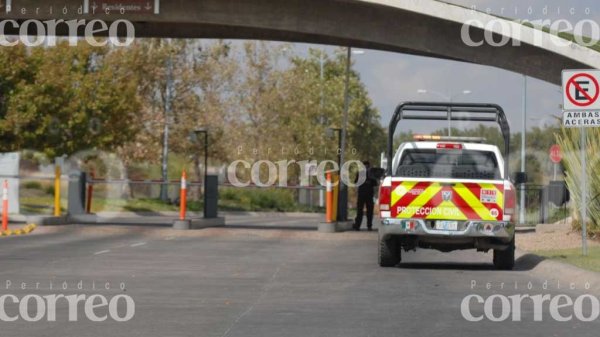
[179,170,187,220]
[325,172,333,223]
[332,172,339,221]
[86,170,95,214]
[2,180,8,231]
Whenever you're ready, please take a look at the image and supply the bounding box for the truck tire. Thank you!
[378,236,400,267]
[493,239,515,270]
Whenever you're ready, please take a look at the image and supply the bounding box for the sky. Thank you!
[285,0,600,136]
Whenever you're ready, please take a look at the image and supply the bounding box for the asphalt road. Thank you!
[0,215,599,337]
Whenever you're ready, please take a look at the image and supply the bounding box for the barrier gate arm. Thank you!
[386,102,511,176]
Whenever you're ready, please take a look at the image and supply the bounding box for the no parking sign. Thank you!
[561,69,600,257]
[562,70,600,111]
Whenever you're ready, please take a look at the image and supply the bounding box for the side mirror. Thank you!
[512,172,527,185]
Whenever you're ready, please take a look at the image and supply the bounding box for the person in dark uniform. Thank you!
[354,161,377,231]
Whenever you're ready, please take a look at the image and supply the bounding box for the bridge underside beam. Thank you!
[0,0,594,85]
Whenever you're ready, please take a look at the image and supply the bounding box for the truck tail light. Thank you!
[436,143,463,150]
[504,184,516,215]
[379,185,391,211]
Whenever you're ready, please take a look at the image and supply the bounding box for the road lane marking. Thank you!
[220,266,281,337]
[94,250,110,255]
[130,242,147,247]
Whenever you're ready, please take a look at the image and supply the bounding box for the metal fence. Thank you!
[12,173,326,215]
[518,184,570,225]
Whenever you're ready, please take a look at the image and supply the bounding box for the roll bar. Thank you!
[387,102,511,175]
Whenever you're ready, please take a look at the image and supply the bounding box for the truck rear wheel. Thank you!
[378,236,400,267]
[493,239,515,270]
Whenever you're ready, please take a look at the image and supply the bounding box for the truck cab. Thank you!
[378,103,516,270]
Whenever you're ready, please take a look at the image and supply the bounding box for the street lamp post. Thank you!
[327,127,343,169]
[519,75,527,225]
[159,52,174,202]
[417,89,471,136]
[320,50,325,113]
[194,128,208,218]
[338,47,365,222]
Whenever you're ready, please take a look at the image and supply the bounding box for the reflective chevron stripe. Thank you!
[389,181,505,221]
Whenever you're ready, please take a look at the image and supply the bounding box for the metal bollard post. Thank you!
[67,171,87,216]
[86,170,95,214]
[204,175,219,219]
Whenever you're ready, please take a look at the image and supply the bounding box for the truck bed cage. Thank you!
[387,102,510,175]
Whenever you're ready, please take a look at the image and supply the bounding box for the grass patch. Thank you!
[20,196,65,215]
[548,207,570,224]
[535,247,600,272]
[217,188,323,213]
[23,181,43,190]
[93,198,179,213]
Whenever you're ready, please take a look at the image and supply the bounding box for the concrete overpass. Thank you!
[1,0,599,84]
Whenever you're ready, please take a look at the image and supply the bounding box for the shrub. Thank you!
[557,127,600,237]
[23,181,43,190]
[221,188,296,212]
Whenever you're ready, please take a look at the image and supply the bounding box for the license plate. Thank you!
[435,221,458,231]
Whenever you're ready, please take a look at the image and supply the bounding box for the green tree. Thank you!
[285,48,386,165]
[0,43,140,158]
[114,39,238,197]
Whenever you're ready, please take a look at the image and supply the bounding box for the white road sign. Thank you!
[562,70,600,111]
[562,111,600,128]
[561,69,600,256]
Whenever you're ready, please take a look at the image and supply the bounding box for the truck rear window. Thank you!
[396,149,501,180]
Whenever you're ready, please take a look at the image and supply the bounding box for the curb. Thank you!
[516,249,600,293]
[222,211,321,218]
[0,224,37,237]
[515,226,536,233]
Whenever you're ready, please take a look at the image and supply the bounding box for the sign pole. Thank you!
[562,69,600,257]
[581,125,588,256]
